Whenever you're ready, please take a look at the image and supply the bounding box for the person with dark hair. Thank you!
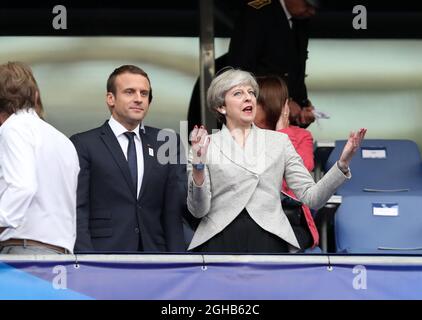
[255,76,314,171]
[227,0,318,128]
[255,75,317,249]
[255,75,290,130]
[70,65,186,253]
[187,69,366,253]
[0,61,79,255]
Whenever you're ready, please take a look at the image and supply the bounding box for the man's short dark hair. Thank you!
[106,65,153,103]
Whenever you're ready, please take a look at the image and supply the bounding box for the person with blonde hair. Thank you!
[0,62,79,254]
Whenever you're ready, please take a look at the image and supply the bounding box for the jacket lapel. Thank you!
[138,127,154,200]
[100,121,137,198]
[213,124,265,174]
[244,124,267,173]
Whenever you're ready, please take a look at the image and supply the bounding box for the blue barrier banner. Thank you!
[1,255,422,300]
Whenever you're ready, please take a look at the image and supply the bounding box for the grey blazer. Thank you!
[187,124,349,250]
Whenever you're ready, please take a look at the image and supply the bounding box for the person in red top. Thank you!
[255,75,318,249]
[278,99,315,185]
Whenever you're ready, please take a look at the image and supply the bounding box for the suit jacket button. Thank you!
[137,205,142,210]
[135,228,140,234]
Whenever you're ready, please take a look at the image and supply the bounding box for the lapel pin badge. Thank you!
[148,147,154,157]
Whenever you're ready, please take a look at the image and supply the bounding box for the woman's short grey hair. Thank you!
[207,68,259,124]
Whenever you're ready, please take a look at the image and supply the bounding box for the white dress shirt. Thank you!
[0,109,80,252]
[108,116,144,197]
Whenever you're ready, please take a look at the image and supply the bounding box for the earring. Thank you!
[221,110,226,114]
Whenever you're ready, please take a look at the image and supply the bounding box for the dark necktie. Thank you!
[124,132,137,191]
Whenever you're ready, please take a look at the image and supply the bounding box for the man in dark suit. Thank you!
[227,0,317,128]
[70,65,187,253]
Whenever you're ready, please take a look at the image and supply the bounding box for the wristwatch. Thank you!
[192,163,205,171]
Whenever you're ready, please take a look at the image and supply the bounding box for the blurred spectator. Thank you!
[0,61,79,255]
[227,0,317,128]
[255,75,317,249]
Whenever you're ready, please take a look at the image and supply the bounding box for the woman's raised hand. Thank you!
[338,128,367,170]
[190,125,210,164]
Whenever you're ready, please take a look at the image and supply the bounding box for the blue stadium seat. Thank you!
[335,192,422,254]
[324,139,422,253]
[325,139,422,194]
[304,246,322,254]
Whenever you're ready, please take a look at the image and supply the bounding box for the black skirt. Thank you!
[193,209,289,253]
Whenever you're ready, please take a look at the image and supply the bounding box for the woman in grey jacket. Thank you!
[187,69,366,253]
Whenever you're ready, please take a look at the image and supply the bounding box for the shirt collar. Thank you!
[0,108,39,134]
[279,0,293,28]
[108,115,145,140]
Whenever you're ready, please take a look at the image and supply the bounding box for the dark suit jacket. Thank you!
[227,0,310,107]
[70,121,187,253]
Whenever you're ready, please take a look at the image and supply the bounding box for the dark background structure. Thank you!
[1,0,421,38]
